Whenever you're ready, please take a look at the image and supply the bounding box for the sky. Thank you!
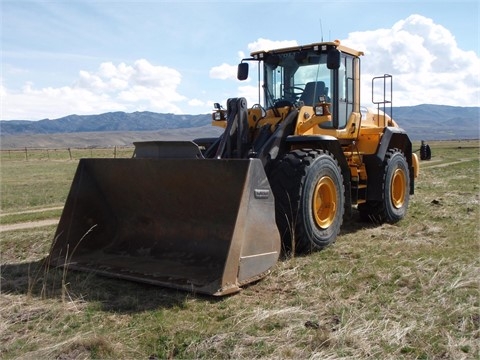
[1,0,479,121]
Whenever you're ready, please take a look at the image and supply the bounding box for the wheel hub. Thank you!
[391,168,406,209]
[313,176,337,229]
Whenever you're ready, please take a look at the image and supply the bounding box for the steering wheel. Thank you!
[283,86,304,101]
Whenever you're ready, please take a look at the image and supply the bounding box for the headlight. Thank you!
[314,106,324,116]
[314,103,331,116]
[212,111,225,121]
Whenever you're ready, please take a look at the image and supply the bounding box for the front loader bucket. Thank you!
[49,158,280,296]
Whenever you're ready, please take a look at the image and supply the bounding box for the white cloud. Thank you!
[188,98,207,107]
[238,85,261,107]
[2,16,478,121]
[2,84,123,120]
[130,59,181,88]
[209,63,238,81]
[342,14,480,107]
[234,28,479,108]
[209,38,299,84]
[247,38,298,53]
[1,59,187,119]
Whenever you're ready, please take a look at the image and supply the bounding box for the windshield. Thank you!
[263,51,331,108]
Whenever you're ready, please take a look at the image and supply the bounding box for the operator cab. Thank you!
[238,41,363,130]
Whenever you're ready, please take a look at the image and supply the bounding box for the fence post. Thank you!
[24,147,28,161]
[114,146,117,158]
[68,148,72,160]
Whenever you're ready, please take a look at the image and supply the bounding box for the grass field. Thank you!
[1,141,479,359]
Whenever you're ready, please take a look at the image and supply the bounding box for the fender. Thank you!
[286,135,352,217]
[364,127,415,200]
[376,127,413,165]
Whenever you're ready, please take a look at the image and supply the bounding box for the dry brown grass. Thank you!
[1,140,478,359]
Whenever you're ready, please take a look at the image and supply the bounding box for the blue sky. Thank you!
[1,0,479,120]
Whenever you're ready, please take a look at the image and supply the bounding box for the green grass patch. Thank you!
[0,140,479,359]
[0,160,77,211]
[0,147,134,212]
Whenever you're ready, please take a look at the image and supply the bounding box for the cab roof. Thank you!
[250,40,364,58]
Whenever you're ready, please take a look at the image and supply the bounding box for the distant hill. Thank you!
[1,105,478,149]
[391,104,479,141]
[0,111,211,135]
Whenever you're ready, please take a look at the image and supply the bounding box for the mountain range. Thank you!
[1,104,478,149]
[0,112,211,135]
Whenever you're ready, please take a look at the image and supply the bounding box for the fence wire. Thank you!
[0,146,134,161]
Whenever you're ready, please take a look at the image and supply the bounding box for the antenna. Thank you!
[319,19,324,42]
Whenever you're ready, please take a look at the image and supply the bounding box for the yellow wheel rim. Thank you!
[391,168,407,209]
[313,176,337,229]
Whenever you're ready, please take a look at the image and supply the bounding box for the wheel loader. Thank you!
[49,40,419,296]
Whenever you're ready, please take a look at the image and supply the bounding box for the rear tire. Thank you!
[359,149,410,223]
[420,143,431,160]
[269,149,345,254]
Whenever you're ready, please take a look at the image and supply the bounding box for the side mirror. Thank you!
[327,48,341,70]
[237,62,249,81]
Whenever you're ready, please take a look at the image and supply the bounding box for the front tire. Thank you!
[269,149,345,253]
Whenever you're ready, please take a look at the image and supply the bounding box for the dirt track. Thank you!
[421,158,474,169]
[0,206,62,232]
[0,219,59,232]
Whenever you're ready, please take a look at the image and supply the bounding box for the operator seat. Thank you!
[300,81,326,106]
